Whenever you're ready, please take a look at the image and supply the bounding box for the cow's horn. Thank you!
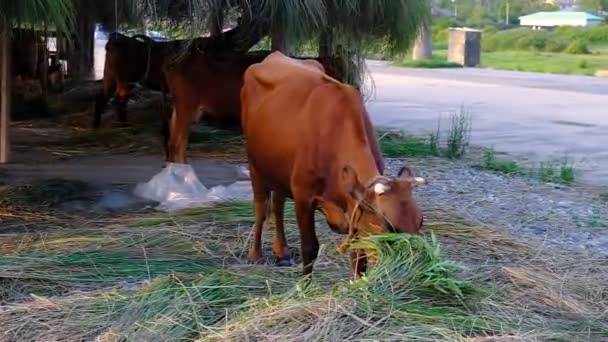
[412,177,426,186]
[374,183,390,194]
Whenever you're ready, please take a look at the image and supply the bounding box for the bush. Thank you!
[482,28,568,53]
[584,24,608,43]
[565,40,591,54]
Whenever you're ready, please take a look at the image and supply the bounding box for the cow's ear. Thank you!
[398,166,415,178]
[341,165,365,200]
[399,166,426,186]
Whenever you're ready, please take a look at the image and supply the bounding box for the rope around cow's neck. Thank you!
[336,176,396,255]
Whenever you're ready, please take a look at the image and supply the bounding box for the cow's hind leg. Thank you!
[114,81,130,127]
[167,96,197,164]
[271,192,292,266]
[248,167,270,264]
[93,76,115,129]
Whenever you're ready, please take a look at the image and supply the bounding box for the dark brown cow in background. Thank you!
[162,49,348,164]
[93,23,265,129]
[240,52,425,278]
[93,32,204,128]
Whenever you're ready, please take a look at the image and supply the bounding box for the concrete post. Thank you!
[412,21,432,61]
[448,27,482,67]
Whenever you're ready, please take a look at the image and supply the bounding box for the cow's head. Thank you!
[341,165,425,235]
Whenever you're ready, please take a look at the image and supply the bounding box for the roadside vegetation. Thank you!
[481,147,577,184]
[380,106,472,160]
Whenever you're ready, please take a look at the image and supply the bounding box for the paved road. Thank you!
[365,61,608,187]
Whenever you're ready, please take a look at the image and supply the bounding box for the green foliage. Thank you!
[483,28,569,53]
[445,108,472,159]
[425,108,472,159]
[482,148,576,184]
[477,49,607,75]
[379,131,435,158]
[578,0,608,12]
[532,161,577,184]
[0,0,75,35]
[482,148,521,174]
[398,58,463,68]
[565,40,591,54]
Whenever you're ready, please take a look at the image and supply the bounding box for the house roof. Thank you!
[519,11,603,22]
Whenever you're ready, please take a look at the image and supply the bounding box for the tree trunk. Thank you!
[319,30,332,57]
[1,22,11,163]
[41,22,49,97]
[270,25,289,53]
[67,8,95,80]
[412,21,432,61]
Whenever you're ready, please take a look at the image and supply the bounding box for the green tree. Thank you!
[578,0,608,12]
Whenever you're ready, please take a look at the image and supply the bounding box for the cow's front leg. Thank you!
[248,168,270,264]
[294,198,318,275]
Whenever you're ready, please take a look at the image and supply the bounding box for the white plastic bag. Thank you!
[133,163,252,212]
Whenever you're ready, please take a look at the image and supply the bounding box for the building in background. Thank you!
[519,11,603,29]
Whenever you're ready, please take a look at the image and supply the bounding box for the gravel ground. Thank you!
[386,157,608,257]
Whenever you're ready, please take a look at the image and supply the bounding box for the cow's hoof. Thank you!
[275,257,293,267]
[248,253,265,265]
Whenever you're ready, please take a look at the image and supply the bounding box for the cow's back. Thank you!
[241,53,377,194]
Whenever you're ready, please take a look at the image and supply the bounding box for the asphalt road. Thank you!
[365,61,608,187]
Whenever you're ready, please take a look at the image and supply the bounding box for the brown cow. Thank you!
[93,32,202,129]
[162,49,349,164]
[240,52,425,278]
[93,23,266,129]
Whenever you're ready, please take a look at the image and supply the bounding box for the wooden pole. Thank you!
[1,20,11,163]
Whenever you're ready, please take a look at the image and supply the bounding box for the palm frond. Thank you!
[0,0,76,36]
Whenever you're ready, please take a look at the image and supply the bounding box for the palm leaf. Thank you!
[0,0,76,36]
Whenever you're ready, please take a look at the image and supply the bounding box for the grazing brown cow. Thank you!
[240,52,425,278]
[162,50,347,164]
[93,32,203,129]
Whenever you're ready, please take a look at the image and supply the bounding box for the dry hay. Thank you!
[0,202,606,341]
[12,83,247,162]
